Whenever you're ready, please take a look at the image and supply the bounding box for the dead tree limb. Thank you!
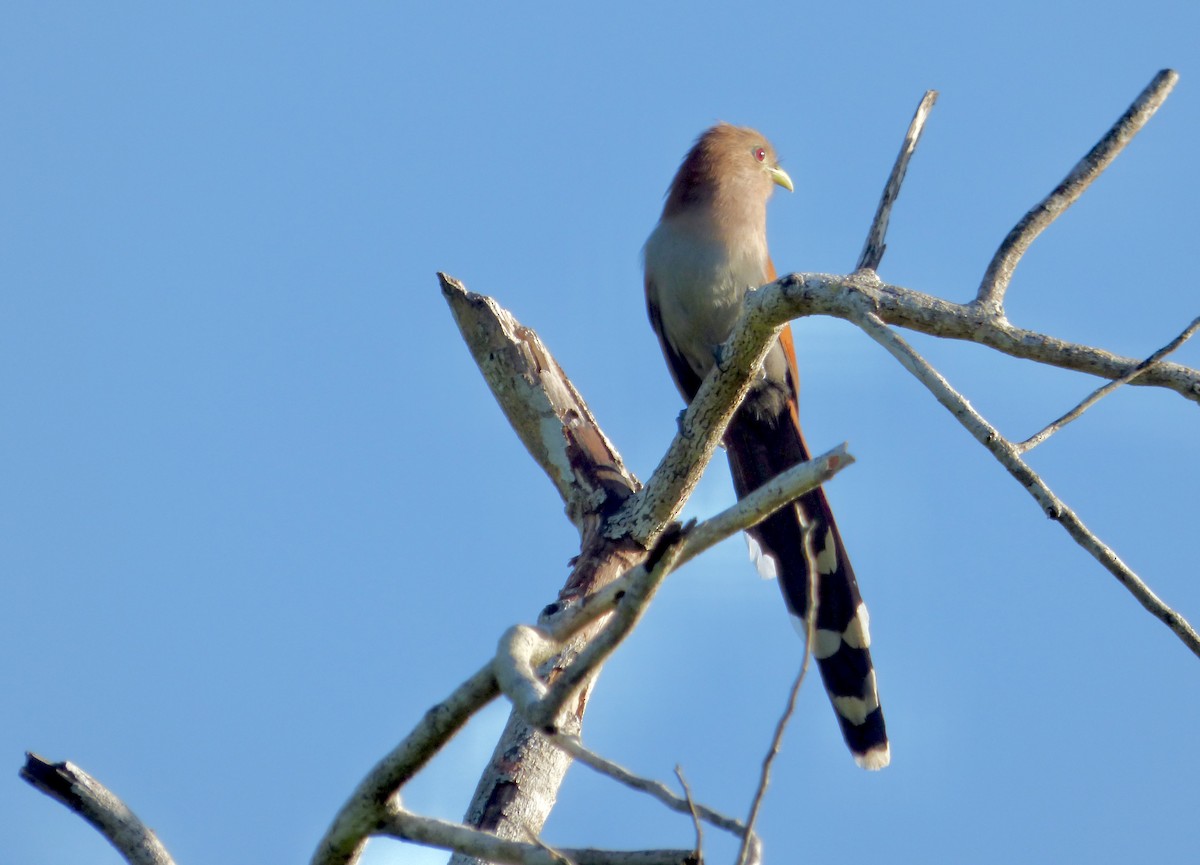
[21,753,176,865]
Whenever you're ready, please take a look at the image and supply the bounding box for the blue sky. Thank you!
[4,3,1198,864]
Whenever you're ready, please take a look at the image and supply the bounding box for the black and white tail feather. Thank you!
[727,400,890,770]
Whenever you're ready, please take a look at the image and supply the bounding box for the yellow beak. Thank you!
[768,165,794,193]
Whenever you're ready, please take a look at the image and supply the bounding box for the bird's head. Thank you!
[663,123,793,220]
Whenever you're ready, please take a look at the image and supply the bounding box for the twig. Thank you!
[975,69,1179,314]
[380,807,695,865]
[848,307,1200,658]
[677,444,854,568]
[523,825,576,865]
[673,766,704,860]
[20,753,176,865]
[1018,314,1200,452]
[550,733,747,838]
[735,541,818,865]
[858,89,939,272]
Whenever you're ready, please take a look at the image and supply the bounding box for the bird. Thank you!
[643,123,889,770]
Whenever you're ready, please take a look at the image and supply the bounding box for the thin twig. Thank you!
[1018,314,1200,452]
[735,541,817,865]
[976,69,1179,314]
[380,807,695,865]
[20,753,176,865]
[673,766,704,860]
[848,307,1200,658]
[523,825,576,865]
[858,89,939,272]
[550,733,747,838]
[677,444,854,568]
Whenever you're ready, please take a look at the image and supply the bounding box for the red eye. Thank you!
[754,147,767,162]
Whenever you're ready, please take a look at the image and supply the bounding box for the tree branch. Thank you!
[1017,314,1200,452]
[768,271,1200,401]
[379,808,698,865]
[673,767,704,861]
[736,610,815,865]
[858,89,939,272]
[522,445,856,730]
[548,733,747,838]
[313,663,501,865]
[21,753,176,865]
[448,539,642,865]
[607,286,792,548]
[975,69,1179,315]
[846,306,1200,658]
[523,523,689,732]
[440,273,640,535]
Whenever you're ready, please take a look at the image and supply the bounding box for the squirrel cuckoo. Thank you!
[644,123,889,770]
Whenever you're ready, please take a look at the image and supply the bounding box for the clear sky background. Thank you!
[4,3,1198,864]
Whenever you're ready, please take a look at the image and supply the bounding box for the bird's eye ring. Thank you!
[754,147,767,162]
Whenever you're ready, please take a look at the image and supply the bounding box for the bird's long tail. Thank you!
[725,406,890,770]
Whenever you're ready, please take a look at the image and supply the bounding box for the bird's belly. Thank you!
[656,270,747,375]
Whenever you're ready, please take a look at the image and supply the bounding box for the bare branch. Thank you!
[1018,314,1200,452]
[678,444,855,567]
[607,285,783,546]
[20,753,176,865]
[673,766,704,860]
[736,546,817,865]
[540,444,856,656]
[767,271,1200,402]
[615,260,1198,554]
[440,273,640,533]
[494,453,860,850]
[438,275,654,863]
[495,624,558,714]
[313,663,500,865]
[525,446,857,733]
[550,733,747,838]
[451,537,646,865]
[858,89,939,272]
[423,253,1198,865]
[528,524,689,730]
[976,69,1179,314]
[846,308,1200,658]
[522,826,576,865]
[424,73,1190,865]
[380,808,697,865]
